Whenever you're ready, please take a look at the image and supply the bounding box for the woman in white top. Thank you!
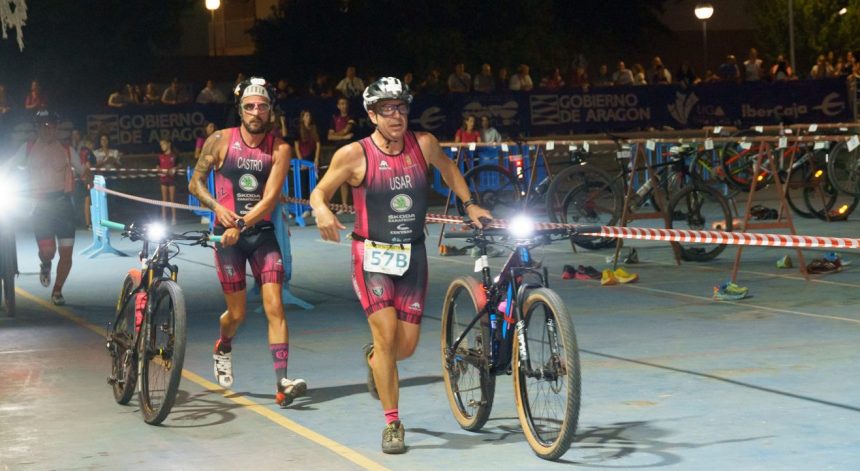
[92,134,121,170]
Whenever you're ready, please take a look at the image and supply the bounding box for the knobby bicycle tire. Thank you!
[560,180,621,250]
[0,230,16,317]
[513,288,580,461]
[110,273,138,405]
[139,280,187,425]
[1,272,15,318]
[826,141,860,196]
[667,184,732,262]
[803,176,859,221]
[440,276,495,431]
[458,164,522,218]
[545,164,619,224]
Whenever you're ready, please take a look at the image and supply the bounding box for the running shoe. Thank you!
[776,255,793,269]
[613,267,639,284]
[275,377,308,408]
[39,262,51,288]
[363,342,379,400]
[213,339,234,388]
[440,245,468,256]
[713,281,748,300]
[600,269,618,286]
[51,292,65,306]
[623,248,639,264]
[578,265,602,279]
[382,420,406,454]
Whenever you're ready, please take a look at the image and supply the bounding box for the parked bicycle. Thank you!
[441,216,592,460]
[103,219,220,425]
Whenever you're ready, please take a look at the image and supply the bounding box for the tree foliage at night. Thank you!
[250,0,672,81]
[752,0,860,71]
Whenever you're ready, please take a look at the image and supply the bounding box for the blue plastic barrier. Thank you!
[290,159,317,227]
[80,175,128,258]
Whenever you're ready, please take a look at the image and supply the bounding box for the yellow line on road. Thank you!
[15,288,392,471]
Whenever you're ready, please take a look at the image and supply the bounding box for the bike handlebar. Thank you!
[100,219,222,244]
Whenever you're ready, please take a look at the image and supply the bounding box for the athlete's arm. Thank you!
[241,137,291,227]
[419,132,492,228]
[309,142,363,242]
[189,131,238,228]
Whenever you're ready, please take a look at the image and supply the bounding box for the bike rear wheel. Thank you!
[827,141,860,196]
[441,276,495,431]
[458,164,522,219]
[138,280,186,425]
[110,273,138,405]
[667,184,731,261]
[561,180,621,250]
[513,288,580,461]
[720,131,772,191]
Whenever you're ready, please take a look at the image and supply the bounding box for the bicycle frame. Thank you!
[446,231,551,376]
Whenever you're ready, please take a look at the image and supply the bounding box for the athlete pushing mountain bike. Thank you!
[189,76,307,408]
[309,77,492,454]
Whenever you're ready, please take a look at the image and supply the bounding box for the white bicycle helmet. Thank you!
[362,77,413,112]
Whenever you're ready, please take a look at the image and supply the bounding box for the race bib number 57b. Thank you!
[363,240,411,276]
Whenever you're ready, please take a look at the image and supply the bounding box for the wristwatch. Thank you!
[235,217,246,232]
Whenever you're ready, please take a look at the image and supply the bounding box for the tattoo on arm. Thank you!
[191,148,218,210]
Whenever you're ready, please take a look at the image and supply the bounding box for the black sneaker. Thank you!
[363,342,379,400]
[382,420,406,454]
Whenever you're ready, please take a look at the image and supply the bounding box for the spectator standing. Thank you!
[24,80,46,110]
[195,121,217,160]
[447,63,472,93]
[675,62,698,88]
[649,57,672,84]
[161,79,188,105]
[593,64,613,87]
[743,48,764,81]
[810,54,833,79]
[479,116,502,143]
[612,61,634,86]
[632,63,648,85]
[496,67,510,93]
[539,67,565,91]
[473,63,495,93]
[0,83,12,115]
[717,55,741,82]
[309,72,334,98]
[143,82,161,105]
[68,129,94,228]
[93,134,121,169]
[770,54,794,81]
[157,139,179,225]
[326,97,356,211]
[197,80,227,104]
[420,69,445,96]
[839,51,855,76]
[454,115,481,143]
[567,65,589,89]
[107,84,129,108]
[336,66,365,98]
[402,72,416,94]
[295,110,320,215]
[509,64,534,91]
[274,79,296,101]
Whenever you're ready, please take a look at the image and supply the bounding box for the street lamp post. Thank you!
[205,0,221,56]
[694,3,714,75]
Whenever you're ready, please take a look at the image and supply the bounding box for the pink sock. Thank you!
[384,409,399,425]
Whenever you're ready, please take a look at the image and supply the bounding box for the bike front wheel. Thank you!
[110,273,139,405]
[138,280,187,425]
[827,141,860,196]
[513,288,580,461]
[441,276,495,431]
[458,164,522,219]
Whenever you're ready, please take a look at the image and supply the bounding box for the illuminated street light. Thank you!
[839,7,848,15]
[694,4,714,73]
[206,0,221,56]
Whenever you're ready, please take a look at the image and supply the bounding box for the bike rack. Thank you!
[81,175,128,258]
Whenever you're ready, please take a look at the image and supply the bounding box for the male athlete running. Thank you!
[309,77,491,453]
[189,76,306,407]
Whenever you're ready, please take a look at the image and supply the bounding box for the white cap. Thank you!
[242,83,270,101]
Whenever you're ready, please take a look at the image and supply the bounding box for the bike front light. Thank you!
[0,176,20,212]
[146,222,167,243]
[508,214,535,239]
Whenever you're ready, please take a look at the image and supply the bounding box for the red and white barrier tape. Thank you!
[91,167,187,174]
[93,185,204,211]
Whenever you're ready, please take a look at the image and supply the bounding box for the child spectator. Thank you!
[157,139,179,225]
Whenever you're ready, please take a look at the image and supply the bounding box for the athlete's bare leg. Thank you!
[367,307,421,410]
[219,289,248,337]
[83,196,91,227]
[260,282,288,344]
[53,245,73,294]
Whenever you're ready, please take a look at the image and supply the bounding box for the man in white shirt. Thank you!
[336,66,365,98]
